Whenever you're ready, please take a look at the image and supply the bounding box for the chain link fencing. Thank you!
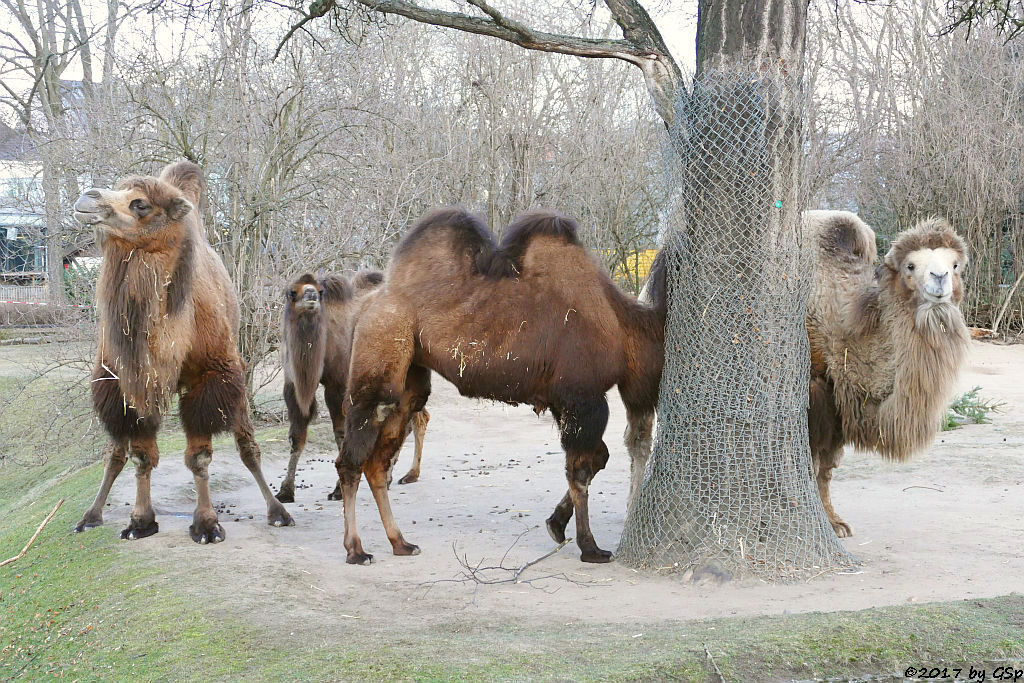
[617,63,856,580]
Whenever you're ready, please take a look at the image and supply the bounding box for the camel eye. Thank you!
[953,263,959,271]
[129,199,152,217]
[906,263,915,272]
[287,290,297,302]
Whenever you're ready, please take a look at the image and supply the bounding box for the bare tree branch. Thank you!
[274,0,687,127]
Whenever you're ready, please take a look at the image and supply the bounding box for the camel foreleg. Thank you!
[121,435,160,540]
[278,380,315,504]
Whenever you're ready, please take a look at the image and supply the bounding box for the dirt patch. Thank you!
[87,340,1024,634]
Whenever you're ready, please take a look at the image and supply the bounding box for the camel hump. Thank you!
[159,161,205,205]
[351,269,384,293]
[806,210,876,265]
[320,274,354,302]
[500,210,581,251]
[480,210,583,278]
[393,207,496,267]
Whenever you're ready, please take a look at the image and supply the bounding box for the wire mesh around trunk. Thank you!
[617,64,856,581]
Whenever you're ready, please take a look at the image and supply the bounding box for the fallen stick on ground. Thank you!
[512,538,572,583]
[0,498,64,568]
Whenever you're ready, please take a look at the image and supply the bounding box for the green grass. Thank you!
[943,386,1005,431]
[1,457,1022,681]
[1,364,1022,680]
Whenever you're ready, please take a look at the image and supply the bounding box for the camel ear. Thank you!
[167,197,193,221]
[882,246,899,271]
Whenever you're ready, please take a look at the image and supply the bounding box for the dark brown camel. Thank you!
[71,161,293,543]
[276,271,430,503]
[337,207,667,564]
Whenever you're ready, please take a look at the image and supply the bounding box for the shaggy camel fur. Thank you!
[337,207,667,564]
[72,161,293,543]
[276,270,429,503]
[806,210,970,537]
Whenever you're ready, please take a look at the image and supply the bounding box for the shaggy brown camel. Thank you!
[72,161,294,543]
[276,271,430,503]
[336,207,667,564]
[806,210,970,537]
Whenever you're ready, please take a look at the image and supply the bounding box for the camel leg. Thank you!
[184,434,224,544]
[624,407,654,511]
[277,380,314,504]
[815,446,852,538]
[557,397,612,563]
[74,441,128,532]
[121,435,160,540]
[545,491,574,544]
[235,409,295,528]
[324,383,346,501]
[366,443,420,556]
[544,407,574,542]
[337,459,372,564]
[368,367,429,552]
[397,409,430,485]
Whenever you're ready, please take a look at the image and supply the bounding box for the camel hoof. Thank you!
[120,519,159,541]
[327,484,343,501]
[268,506,295,528]
[580,548,613,563]
[275,486,295,504]
[347,551,373,565]
[546,516,567,544]
[189,521,225,544]
[393,541,420,556]
[73,511,103,533]
[832,520,853,538]
[397,473,419,485]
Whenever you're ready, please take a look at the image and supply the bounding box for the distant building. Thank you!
[0,121,46,292]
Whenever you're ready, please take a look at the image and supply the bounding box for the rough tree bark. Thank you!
[617,0,852,577]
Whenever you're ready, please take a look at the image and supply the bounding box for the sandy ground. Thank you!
[89,340,1024,628]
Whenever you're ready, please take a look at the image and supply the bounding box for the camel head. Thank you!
[285,274,323,315]
[883,218,967,309]
[73,162,202,249]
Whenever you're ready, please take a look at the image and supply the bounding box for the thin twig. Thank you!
[512,538,572,583]
[0,498,64,568]
[901,485,944,493]
[703,642,727,682]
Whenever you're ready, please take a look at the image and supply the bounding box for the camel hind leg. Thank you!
[277,380,315,504]
[74,442,128,532]
[396,408,430,485]
[235,408,295,529]
[323,382,347,501]
[815,445,851,538]
[624,406,654,511]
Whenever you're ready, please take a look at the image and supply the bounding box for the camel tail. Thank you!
[644,249,668,321]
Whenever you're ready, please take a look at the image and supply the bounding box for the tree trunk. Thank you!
[41,166,67,305]
[617,0,855,579]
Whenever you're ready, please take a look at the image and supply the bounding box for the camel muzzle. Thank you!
[297,287,320,311]
[924,272,952,300]
[73,190,110,225]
